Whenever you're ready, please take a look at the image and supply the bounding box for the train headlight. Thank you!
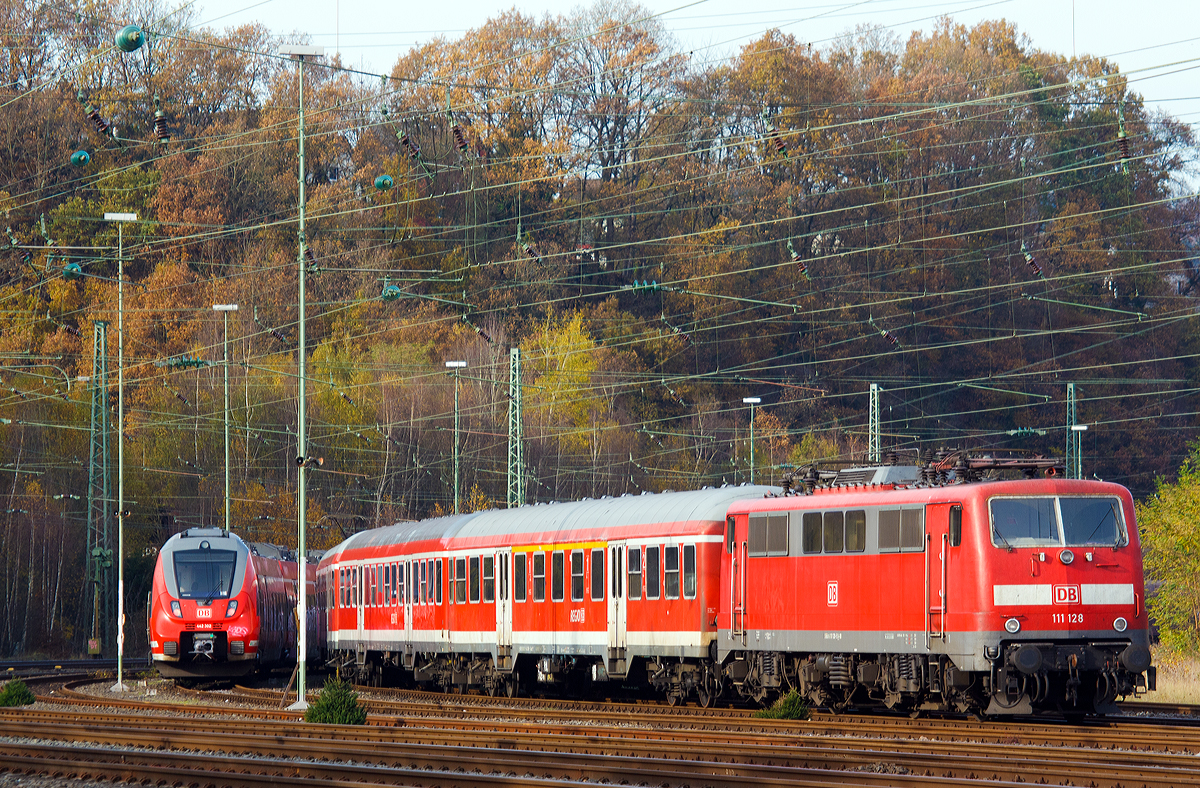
[170,600,181,617]
[1059,549,1075,565]
[1004,617,1021,634]
[225,600,238,617]
[1113,617,1128,632]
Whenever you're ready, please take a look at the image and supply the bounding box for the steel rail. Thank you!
[3,710,1199,788]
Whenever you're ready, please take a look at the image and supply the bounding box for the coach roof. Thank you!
[325,485,779,560]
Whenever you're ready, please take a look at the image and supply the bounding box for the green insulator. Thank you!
[63,262,83,280]
[114,24,145,52]
[70,150,91,167]
[381,283,401,301]
[374,174,394,191]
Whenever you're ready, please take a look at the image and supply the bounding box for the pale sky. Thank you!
[191,0,1200,130]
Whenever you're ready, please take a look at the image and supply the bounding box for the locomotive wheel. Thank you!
[697,684,713,708]
[666,691,681,706]
[505,676,517,698]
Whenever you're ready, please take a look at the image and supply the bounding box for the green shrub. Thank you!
[0,679,36,707]
[753,689,810,720]
[304,674,367,725]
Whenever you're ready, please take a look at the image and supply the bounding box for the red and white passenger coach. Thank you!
[318,458,1153,715]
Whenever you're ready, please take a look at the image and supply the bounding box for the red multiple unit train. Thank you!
[148,528,322,679]
[316,458,1154,715]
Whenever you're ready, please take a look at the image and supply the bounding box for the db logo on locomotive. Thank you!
[1053,585,1080,605]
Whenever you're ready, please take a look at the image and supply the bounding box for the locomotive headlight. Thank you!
[1113,617,1128,632]
[170,600,181,617]
[225,600,238,617]
[1059,549,1075,565]
[1004,617,1021,634]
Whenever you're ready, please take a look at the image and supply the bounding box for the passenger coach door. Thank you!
[404,561,414,645]
[496,548,512,670]
[729,516,746,643]
[356,565,365,641]
[607,541,626,676]
[924,503,958,643]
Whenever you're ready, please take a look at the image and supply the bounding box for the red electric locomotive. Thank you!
[721,460,1153,716]
[317,458,1153,715]
[148,528,324,680]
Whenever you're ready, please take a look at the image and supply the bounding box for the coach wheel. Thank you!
[505,675,517,698]
[697,684,713,708]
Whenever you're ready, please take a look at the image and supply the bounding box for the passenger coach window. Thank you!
[483,556,495,603]
[664,546,680,599]
[455,558,467,604]
[646,547,661,599]
[435,559,443,605]
[590,549,604,601]
[683,544,696,598]
[824,512,844,553]
[552,551,565,602]
[469,556,481,603]
[846,511,867,552]
[419,561,427,604]
[628,548,642,600]
[533,553,546,601]
[571,551,584,601]
[802,512,822,554]
[384,565,391,606]
[515,554,527,602]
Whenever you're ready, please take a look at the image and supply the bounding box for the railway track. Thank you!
[6,702,1200,788]
[8,677,1200,787]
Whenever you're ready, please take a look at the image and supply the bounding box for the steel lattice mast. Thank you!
[868,383,881,464]
[507,347,524,508]
[87,320,112,655]
[1066,383,1081,479]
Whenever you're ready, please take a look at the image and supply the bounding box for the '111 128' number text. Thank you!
[1052,613,1083,624]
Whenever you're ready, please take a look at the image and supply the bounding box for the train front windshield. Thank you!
[174,549,238,599]
[989,496,1127,548]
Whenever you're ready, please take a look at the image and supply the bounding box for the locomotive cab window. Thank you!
[949,505,963,547]
[515,554,527,602]
[726,516,736,554]
[990,496,1127,548]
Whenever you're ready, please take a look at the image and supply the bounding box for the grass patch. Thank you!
[304,673,367,725]
[0,679,35,707]
[1125,647,1200,705]
[753,689,811,720]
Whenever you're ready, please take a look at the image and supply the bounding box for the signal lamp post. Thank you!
[104,211,136,692]
[213,304,238,532]
[743,397,761,484]
[281,42,323,713]
[446,361,467,513]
